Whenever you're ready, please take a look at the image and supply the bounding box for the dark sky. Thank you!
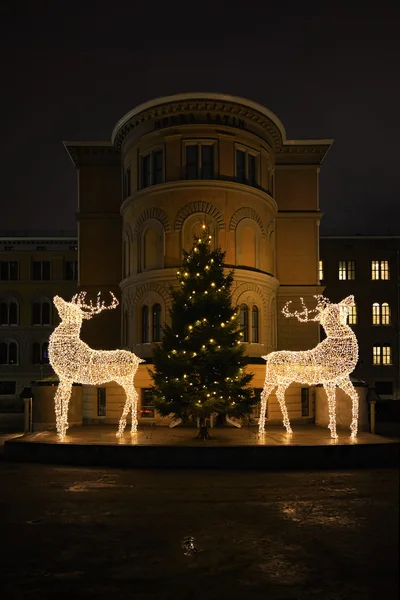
[1,2,399,235]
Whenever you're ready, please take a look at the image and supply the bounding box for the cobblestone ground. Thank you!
[0,462,398,600]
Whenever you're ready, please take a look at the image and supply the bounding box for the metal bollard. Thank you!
[370,400,376,434]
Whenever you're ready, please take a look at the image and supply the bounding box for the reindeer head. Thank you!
[54,292,119,325]
[282,295,355,329]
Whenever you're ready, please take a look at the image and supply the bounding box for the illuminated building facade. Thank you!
[0,233,77,402]
[64,93,332,425]
[320,236,400,400]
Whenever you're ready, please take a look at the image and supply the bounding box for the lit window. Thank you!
[140,150,164,189]
[348,304,357,325]
[319,260,324,281]
[373,345,392,366]
[373,345,381,365]
[185,143,215,179]
[240,305,249,342]
[382,345,392,365]
[251,306,259,343]
[235,148,258,186]
[152,304,162,342]
[301,388,310,417]
[338,260,355,280]
[372,303,380,325]
[141,306,149,343]
[381,303,391,325]
[372,260,390,280]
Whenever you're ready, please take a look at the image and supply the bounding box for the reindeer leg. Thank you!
[324,382,338,439]
[276,384,292,434]
[55,379,72,439]
[259,384,275,435]
[338,377,359,439]
[130,388,139,434]
[116,379,130,438]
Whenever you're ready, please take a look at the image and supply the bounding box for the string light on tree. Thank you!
[259,295,359,440]
[49,292,143,440]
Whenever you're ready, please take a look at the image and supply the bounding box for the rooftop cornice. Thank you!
[276,140,333,165]
[63,141,120,167]
[111,93,288,152]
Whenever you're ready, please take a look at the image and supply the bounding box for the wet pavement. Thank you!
[0,462,398,599]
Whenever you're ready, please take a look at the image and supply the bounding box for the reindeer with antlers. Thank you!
[48,292,143,439]
[259,295,359,439]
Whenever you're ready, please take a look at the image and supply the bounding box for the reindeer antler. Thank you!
[282,297,315,322]
[71,291,119,316]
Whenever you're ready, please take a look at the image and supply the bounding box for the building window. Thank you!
[252,388,264,419]
[141,306,149,343]
[251,306,259,343]
[381,303,391,325]
[0,381,16,395]
[0,341,19,365]
[373,345,392,366]
[141,388,155,418]
[239,305,249,342]
[301,388,310,417]
[185,143,215,179]
[0,261,18,281]
[123,166,131,199]
[65,260,78,281]
[152,304,162,342]
[0,300,18,326]
[32,261,51,281]
[32,300,51,325]
[373,303,391,326]
[140,150,164,189]
[32,342,49,364]
[372,260,390,280]
[319,260,324,281]
[97,388,107,416]
[235,148,258,186]
[338,260,355,280]
[348,304,357,325]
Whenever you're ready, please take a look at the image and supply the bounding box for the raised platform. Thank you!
[4,424,399,469]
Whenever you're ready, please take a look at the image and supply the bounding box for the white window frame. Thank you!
[183,139,217,180]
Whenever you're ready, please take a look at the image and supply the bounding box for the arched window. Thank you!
[235,218,261,269]
[141,220,164,272]
[0,299,18,325]
[141,306,149,343]
[372,302,380,325]
[251,306,259,343]
[381,303,391,325]
[152,304,162,342]
[239,305,249,342]
[182,214,218,252]
[0,340,19,365]
[32,342,49,364]
[32,299,51,325]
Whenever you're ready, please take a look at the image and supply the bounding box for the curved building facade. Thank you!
[65,93,332,425]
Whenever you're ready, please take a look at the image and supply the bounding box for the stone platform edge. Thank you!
[4,438,399,470]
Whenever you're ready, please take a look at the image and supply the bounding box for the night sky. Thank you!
[1,3,399,235]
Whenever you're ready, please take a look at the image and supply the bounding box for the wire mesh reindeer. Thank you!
[259,295,359,439]
[49,292,143,439]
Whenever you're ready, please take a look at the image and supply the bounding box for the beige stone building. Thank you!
[0,233,77,403]
[64,93,332,426]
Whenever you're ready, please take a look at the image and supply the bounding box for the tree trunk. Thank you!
[196,414,211,440]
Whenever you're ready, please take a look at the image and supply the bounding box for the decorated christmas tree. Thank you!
[151,226,255,438]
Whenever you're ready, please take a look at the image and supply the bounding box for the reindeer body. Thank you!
[259,296,359,439]
[49,292,143,439]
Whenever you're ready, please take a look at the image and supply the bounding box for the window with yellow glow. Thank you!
[338,260,355,280]
[319,260,324,281]
[372,260,390,280]
[381,303,391,325]
[348,304,357,325]
[373,344,392,365]
[372,303,380,325]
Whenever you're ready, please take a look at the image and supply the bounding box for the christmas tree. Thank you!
[151,226,255,439]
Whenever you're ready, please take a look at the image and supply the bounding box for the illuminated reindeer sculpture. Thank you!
[49,292,143,439]
[259,295,359,439]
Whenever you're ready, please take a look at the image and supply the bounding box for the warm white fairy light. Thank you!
[49,292,143,440]
[258,295,359,439]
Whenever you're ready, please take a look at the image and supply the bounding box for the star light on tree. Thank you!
[49,292,143,440]
[259,295,359,439]
[151,226,256,439]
